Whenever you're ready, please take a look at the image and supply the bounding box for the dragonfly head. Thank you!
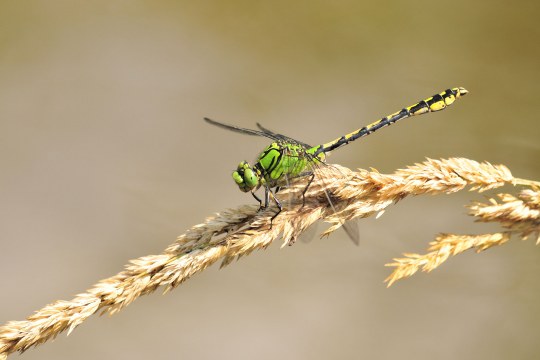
[232,161,260,192]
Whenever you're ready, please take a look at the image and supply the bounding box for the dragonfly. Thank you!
[204,87,468,243]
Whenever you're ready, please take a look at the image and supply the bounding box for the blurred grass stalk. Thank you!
[1,157,539,359]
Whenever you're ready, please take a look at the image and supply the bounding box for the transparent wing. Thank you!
[204,117,281,141]
[304,155,360,245]
[256,123,313,149]
[279,150,359,245]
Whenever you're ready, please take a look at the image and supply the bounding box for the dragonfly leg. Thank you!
[251,191,263,211]
[263,186,270,209]
[269,190,282,228]
[300,173,315,208]
[254,187,282,230]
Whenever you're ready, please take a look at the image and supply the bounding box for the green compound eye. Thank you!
[243,168,258,188]
[232,171,244,185]
[231,161,259,192]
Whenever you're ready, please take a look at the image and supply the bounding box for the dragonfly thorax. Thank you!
[232,141,300,193]
[239,142,324,191]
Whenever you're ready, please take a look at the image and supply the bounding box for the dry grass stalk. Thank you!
[385,188,540,286]
[0,157,532,359]
[384,233,511,286]
[469,189,540,241]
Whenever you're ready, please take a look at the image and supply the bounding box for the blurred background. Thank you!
[1,1,539,359]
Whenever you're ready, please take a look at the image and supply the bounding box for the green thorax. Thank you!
[254,141,325,188]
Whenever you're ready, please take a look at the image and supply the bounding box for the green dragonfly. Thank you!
[205,87,468,242]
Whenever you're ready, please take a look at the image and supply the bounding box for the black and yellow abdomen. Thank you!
[311,87,468,155]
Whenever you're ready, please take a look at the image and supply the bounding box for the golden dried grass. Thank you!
[385,183,540,286]
[0,157,538,359]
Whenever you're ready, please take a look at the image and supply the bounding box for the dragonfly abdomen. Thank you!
[312,87,468,155]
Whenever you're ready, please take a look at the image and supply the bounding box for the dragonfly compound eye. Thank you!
[232,161,258,192]
[243,167,259,189]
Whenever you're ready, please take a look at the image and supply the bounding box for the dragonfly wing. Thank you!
[305,157,360,245]
[204,117,280,141]
[341,218,360,245]
[256,122,313,149]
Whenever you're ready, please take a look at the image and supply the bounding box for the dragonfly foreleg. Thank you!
[254,187,282,230]
[263,186,270,209]
[269,190,282,227]
[251,191,263,210]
